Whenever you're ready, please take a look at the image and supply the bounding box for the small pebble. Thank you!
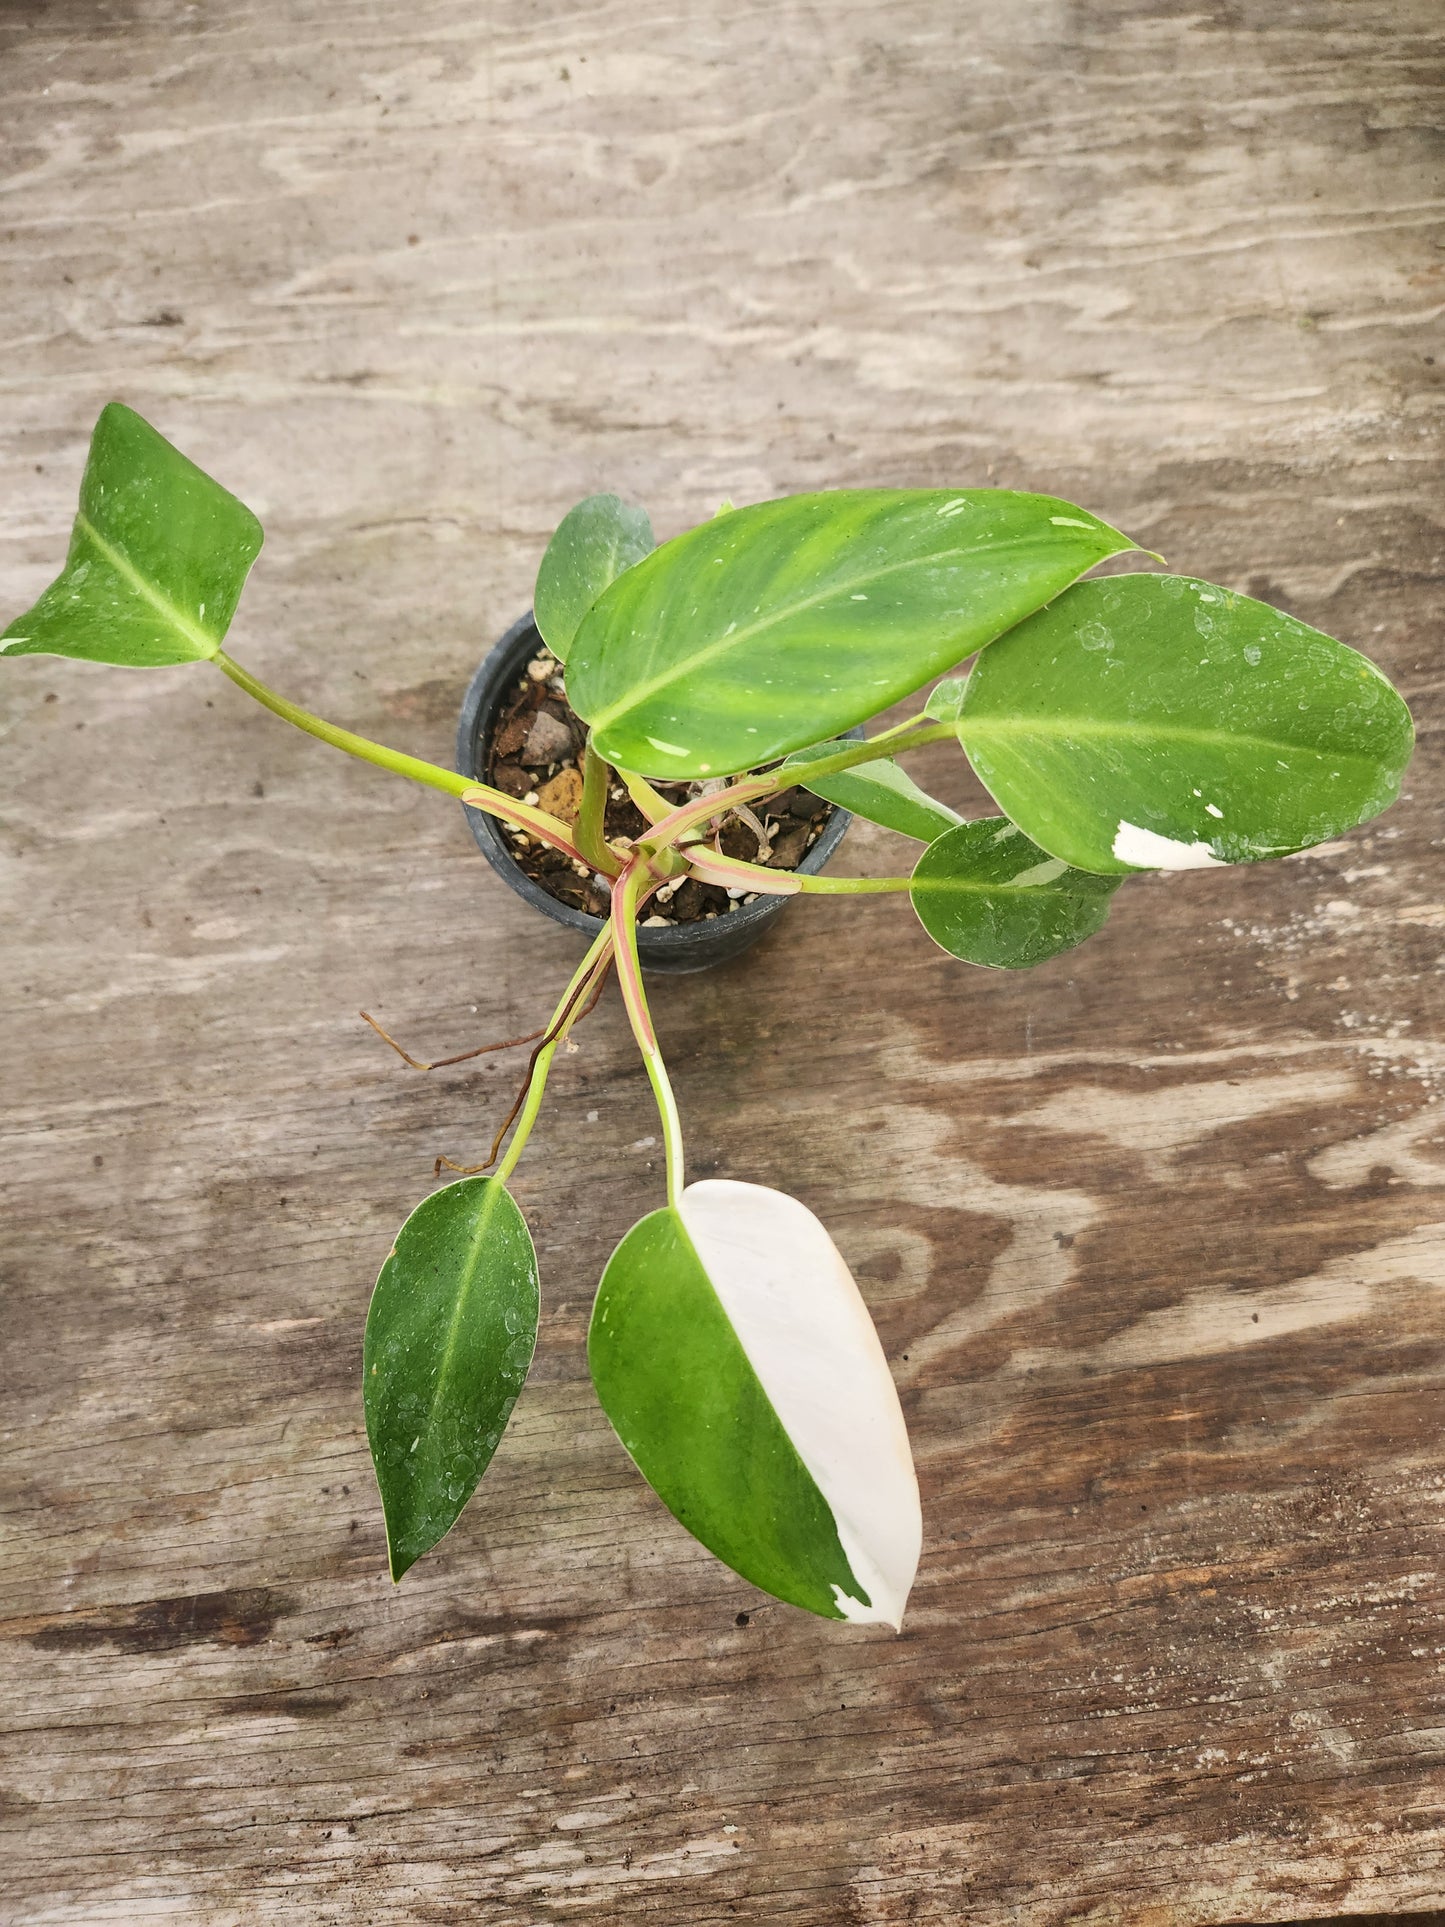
[520,710,574,766]
[526,656,553,682]
[523,790,540,807]
[536,767,584,823]
[641,914,671,927]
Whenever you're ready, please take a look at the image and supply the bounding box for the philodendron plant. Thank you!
[4,406,1414,1628]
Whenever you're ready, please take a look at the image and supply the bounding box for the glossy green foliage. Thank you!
[566,489,1134,779]
[911,818,1121,967]
[364,1177,539,1580]
[785,740,963,844]
[533,493,654,663]
[590,1205,859,1619]
[0,404,263,667]
[957,574,1414,874]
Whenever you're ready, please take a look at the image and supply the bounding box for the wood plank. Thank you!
[1,1,1442,1920]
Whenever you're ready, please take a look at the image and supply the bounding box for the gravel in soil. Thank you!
[485,644,836,923]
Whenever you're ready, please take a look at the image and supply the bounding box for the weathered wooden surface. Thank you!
[2,2,1443,1921]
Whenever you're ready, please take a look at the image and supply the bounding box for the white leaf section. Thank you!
[677,1179,921,1629]
[1112,820,1225,869]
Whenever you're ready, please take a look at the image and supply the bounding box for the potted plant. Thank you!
[3,404,1413,1629]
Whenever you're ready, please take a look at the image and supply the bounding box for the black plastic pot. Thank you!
[456,613,857,974]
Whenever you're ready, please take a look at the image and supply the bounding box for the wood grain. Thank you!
[2,2,1443,1921]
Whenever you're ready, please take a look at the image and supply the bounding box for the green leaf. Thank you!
[364,1177,539,1580]
[0,403,263,668]
[910,817,1121,968]
[924,674,969,723]
[566,489,1135,779]
[589,1180,920,1626]
[957,574,1414,873]
[784,739,963,843]
[533,493,654,663]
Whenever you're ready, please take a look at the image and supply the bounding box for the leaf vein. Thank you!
[959,713,1391,769]
[74,512,216,658]
[584,528,1115,734]
[422,1181,505,1445]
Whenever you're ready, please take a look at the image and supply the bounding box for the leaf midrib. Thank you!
[959,712,1395,769]
[77,511,216,658]
[582,524,1117,735]
[424,1179,507,1446]
[915,881,1090,896]
[661,1203,867,1618]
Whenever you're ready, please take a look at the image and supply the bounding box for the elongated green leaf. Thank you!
[365,1177,539,1580]
[589,1180,920,1626]
[1,404,263,667]
[911,818,1121,967]
[533,493,654,663]
[784,739,963,843]
[958,574,1414,873]
[567,489,1135,779]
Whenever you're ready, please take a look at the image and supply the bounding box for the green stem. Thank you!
[619,767,673,825]
[214,651,582,857]
[685,845,915,895]
[636,719,958,863]
[784,717,958,784]
[791,872,915,893]
[493,926,613,1186]
[638,772,776,858]
[611,857,685,1208]
[575,739,622,876]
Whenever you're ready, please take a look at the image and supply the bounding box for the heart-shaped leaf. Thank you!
[533,493,654,663]
[957,574,1413,872]
[784,740,963,843]
[911,818,1121,967]
[1,403,263,668]
[589,1180,920,1626]
[567,489,1135,779]
[365,1177,539,1580]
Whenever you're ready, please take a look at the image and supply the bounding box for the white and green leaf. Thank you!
[533,493,654,662]
[956,573,1414,873]
[1,403,263,668]
[911,818,1122,967]
[567,489,1135,779]
[364,1177,539,1580]
[589,1180,920,1627]
[784,739,964,843]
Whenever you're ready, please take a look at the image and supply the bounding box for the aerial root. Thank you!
[360,1009,547,1072]
[430,958,614,1178]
